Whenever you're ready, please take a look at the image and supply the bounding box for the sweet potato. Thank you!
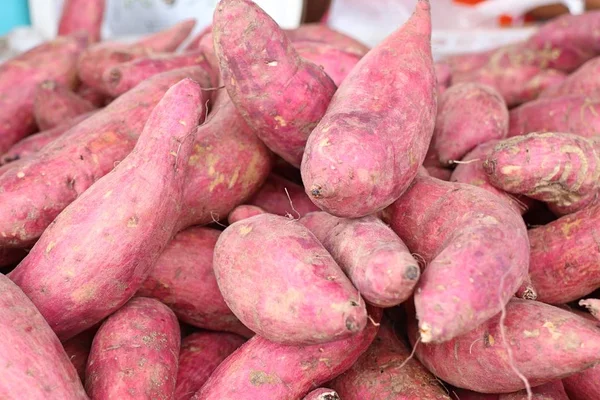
[580,298,600,320]
[213,0,336,167]
[58,0,105,43]
[293,41,361,86]
[483,132,600,215]
[540,57,600,98]
[443,50,495,76]
[227,204,266,224]
[213,213,367,344]
[248,174,319,218]
[175,331,246,400]
[409,298,600,393]
[8,77,206,341]
[0,34,87,153]
[185,24,213,52]
[185,27,219,73]
[300,212,420,307]
[102,50,213,97]
[508,95,600,138]
[383,173,529,343]
[0,274,88,399]
[76,83,108,107]
[301,0,435,218]
[303,388,340,400]
[33,80,96,131]
[330,320,452,399]
[285,23,369,56]
[177,88,272,228]
[136,19,196,53]
[0,67,209,249]
[137,226,251,337]
[425,165,452,181]
[62,326,98,383]
[499,380,569,400]
[433,83,508,165]
[85,297,180,399]
[191,307,382,400]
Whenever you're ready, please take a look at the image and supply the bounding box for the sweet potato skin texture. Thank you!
[214,213,367,344]
[58,0,105,43]
[213,0,336,167]
[383,174,529,343]
[302,388,341,400]
[0,67,209,249]
[434,83,508,165]
[33,80,96,131]
[0,274,88,399]
[175,332,246,400]
[540,57,600,99]
[248,174,319,218]
[330,320,451,400]
[526,203,600,304]
[410,299,600,393]
[137,227,251,337]
[484,133,600,215]
[285,23,369,56]
[85,297,180,399]
[300,212,420,308]
[499,380,569,400]
[8,78,206,341]
[508,95,600,138]
[227,204,267,224]
[294,41,361,86]
[0,35,87,153]
[192,308,382,400]
[301,0,436,218]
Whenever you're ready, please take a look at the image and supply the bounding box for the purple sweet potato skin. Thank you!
[0,35,87,153]
[174,332,246,400]
[301,0,436,218]
[0,67,209,249]
[300,212,420,308]
[248,174,319,218]
[409,299,600,393]
[62,326,98,383]
[484,133,600,215]
[526,203,600,304]
[285,23,369,56]
[0,274,88,399]
[330,320,451,400]
[302,388,340,400]
[383,174,529,343]
[227,204,267,224]
[85,297,181,399]
[33,80,96,131]
[8,78,206,341]
[191,308,382,400]
[294,40,361,86]
[434,83,508,165]
[213,213,367,345]
[137,226,251,337]
[540,57,600,99]
[213,0,336,167]
[58,0,105,43]
[499,380,569,400]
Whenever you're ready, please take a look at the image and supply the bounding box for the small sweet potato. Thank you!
[8,77,207,341]
[0,34,87,153]
[409,298,600,393]
[213,0,336,167]
[483,132,600,215]
[330,320,452,399]
[175,331,246,400]
[62,326,98,383]
[508,95,600,138]
[301,0,436,218]
[33,80,96,131]
[294,40,361,86]
[303,388,340,400]
[214,213,367,344]
[227,204,266,224]
[0,67,209,249]
[0,274,88,399]
[580,298,600,320]
[58,0,105,43]
[285,23,369,56]
[540,57,600,99]
[137,226,251,337]
[136,19,196,52]
[434,83,508,165]
[85,297,180,399]
[300,212,420,308]
[383,173,529,343]
[191,307,382,400]
[248,174,319,218]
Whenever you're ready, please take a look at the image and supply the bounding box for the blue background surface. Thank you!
[1,0,31,35]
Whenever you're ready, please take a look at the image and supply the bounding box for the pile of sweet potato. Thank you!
[1,0,600,398]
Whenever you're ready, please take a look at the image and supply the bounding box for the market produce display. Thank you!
[1,0,600,398]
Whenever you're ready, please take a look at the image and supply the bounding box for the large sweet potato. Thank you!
[191,308,382,400]
[8,77,207,341]
[540,57,600,98]
[301,0,436,218]
[58,0,105,43]
[213,213,367,344]
[0,274,88,399]
[248,174,319,218]
[383,173,529,343]
[33,80,96,131]
[85,297,180,399]
[213,0,336,167]
[293,41,361,86]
